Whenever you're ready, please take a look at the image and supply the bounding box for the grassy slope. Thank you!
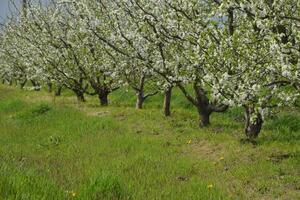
[0,85,299,200]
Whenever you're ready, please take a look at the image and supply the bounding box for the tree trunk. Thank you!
[244,106,263,139]
[135,74,146,109]
[31,80,40,91]
[55,85,62,96]
[20,80,27,89]
[163,87,172,117]
[98,92,109,106]
[136,90,144,109]
[47,82,53,93]
[179,83,228,128]
[74,90,85,102]
[194,85,212,127]
[198,110,211,128]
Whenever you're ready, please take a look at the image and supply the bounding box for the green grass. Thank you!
[0,85,299,200]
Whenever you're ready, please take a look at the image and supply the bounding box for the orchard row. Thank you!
[0,0,299,138]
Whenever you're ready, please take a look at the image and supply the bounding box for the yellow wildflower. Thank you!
[66,191,76,197]
[71,192,76,197]
[187,140,192,144]
[207,184,214,189]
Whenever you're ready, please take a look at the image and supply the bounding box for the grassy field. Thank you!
[0,85,299,200]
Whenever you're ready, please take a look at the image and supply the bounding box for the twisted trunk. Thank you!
[74,90,85,102]
[198,109,211,127]
[31,80,40,91]
[194,85,212,127]
[89,79,112,106]
[19,80,27,89]
[244,106,263,139]
[179,83,228,128]
[55,85,63,96]
[98,90,109,106]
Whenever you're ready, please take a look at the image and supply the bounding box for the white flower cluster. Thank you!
[0,0,299,136]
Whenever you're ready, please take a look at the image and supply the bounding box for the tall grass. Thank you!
[0,85,299,200]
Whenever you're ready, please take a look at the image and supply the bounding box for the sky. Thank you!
[0,0,21,22]
[0,0,49,23]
